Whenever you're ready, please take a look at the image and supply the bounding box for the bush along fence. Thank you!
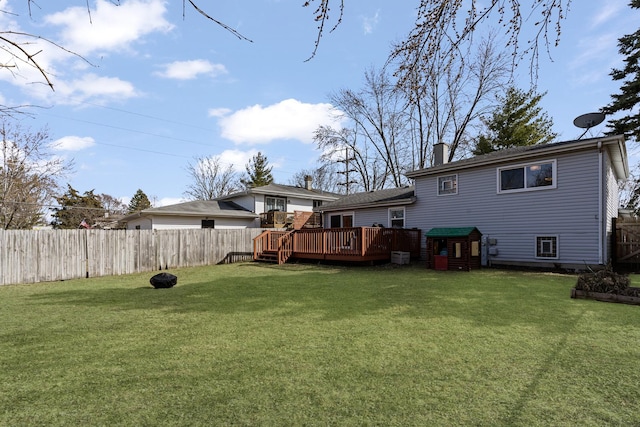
[0,228,265,286]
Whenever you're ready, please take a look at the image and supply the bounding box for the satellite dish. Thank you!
[573,112,605,139]
[573,112,605,129]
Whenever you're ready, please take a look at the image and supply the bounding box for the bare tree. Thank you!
[0,119,73,229]
[98,193,127,216]
[399,33,511,166]
[184,155,239,200]
[288,163,343,194]
[314,125,391,193]
[392,0,571,84]
[321,66,412,190]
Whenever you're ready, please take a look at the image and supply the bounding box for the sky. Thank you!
[0,0,638,208]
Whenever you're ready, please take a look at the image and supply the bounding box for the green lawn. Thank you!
[1,262,639,426]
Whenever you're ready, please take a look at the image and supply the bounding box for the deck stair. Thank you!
[255,249,278,263]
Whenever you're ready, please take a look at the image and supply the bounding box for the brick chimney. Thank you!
[304,175,312,190]
[433,143,449,166]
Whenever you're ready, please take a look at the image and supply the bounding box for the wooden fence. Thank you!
[0,228,265,286]
[613,217,640,271]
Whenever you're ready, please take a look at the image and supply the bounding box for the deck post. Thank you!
[322,229,327,254]
[360,227,366,256]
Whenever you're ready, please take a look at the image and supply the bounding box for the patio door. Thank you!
[329,213,354,228]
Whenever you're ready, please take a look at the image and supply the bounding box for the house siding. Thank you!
[127,215,256,230]
[283,196,314,213]
[323,206,410,228]
[605,151,620,262]
[321,207,383,228]
[408,149,605,267]
[353,207,388,227]
[230,194,256,212]
[251,195,314,214]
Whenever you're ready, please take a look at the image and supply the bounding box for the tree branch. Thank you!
[186,0,253,42]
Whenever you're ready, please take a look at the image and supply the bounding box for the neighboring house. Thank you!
[317,186,416,228]
[217,180,342,227]
[405,135,628,269]
[122,179,342,230]
[122,200,258,230]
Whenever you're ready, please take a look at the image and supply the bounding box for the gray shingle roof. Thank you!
[218,183,341,202]
[318,186,415,212]
[122,200,258,220]
[406,135,628,179]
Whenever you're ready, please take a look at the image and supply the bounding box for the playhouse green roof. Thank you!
[425,227,479,238]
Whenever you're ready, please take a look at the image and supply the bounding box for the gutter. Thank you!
[598,140,603,265]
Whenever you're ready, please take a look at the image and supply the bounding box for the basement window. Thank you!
[201,219,215,229]
[535,236,558,259]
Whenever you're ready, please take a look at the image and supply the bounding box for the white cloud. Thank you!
[591,2,625,29]
[52,73,140,104]
[155,60,228,80]
[156,197,185,207]
[218,99,343,144]
[362,10,380,35]
[208,108,232,118]
[45,0,173,56]
[0,1,161,103]
[51,136,95,151]
[218,149,260,172]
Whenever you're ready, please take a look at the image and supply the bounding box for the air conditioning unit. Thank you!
[391,251,410,265]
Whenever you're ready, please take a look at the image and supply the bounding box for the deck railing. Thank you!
[254,227,421,263]
[277,231,295,264]
[253,230,288,260]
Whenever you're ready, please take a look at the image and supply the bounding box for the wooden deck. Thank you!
[253,227,422,264]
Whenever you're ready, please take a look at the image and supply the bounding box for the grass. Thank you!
[1,262,639,426]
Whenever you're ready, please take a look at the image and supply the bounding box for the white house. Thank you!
[216,181,341,218]
[123,179,342,230]
[122,200,258,230]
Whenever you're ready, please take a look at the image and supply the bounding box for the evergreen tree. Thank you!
[51,185,104,229]
[240,152,274,188]
[603,0,640,141]
[472,87,556,155]
[128,189,152,213]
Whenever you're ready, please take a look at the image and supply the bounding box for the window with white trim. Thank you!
[389,208,405,228]
[498,160,556,193]
[438,174,458,195]
[536,236,558,259]
[265,196,286,212]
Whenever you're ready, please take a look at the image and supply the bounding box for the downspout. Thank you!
[598,140,603,265]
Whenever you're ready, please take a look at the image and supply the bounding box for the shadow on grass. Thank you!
[21,263,592,332]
